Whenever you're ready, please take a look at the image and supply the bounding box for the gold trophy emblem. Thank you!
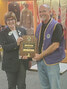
[27,53,31,58]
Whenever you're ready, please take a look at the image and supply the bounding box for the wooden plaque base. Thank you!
[19,35,38,58]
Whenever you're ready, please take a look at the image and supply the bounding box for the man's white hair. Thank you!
[43,4,50,8]
[40,4,50,11]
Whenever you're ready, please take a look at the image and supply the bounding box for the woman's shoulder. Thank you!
[16,26,26,30]
[16,26,26,35]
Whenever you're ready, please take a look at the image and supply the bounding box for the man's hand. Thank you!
[32,53,43,61]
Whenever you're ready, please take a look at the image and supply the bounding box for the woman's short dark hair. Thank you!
[4,11,17,24]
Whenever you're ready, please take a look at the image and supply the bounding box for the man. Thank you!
[33,4,65,89]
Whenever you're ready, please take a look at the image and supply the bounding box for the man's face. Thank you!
[39,5,50,23]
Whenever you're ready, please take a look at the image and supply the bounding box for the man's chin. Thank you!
[42,18,46,21]
[42,19,46,22]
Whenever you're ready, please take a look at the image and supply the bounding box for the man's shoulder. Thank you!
[56,23,62,27]
[37,23,42,28]
[55,23,63,32]
[36,23,42,33]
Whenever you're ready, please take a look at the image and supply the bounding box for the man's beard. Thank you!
[40,17,46,22]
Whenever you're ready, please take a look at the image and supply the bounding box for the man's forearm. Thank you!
[41,42,60,58]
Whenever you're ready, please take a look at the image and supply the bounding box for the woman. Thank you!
[0,11,27,89]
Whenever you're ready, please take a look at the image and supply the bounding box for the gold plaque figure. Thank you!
[19,35,38,58]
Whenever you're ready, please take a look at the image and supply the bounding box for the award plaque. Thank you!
[19,35,38,58]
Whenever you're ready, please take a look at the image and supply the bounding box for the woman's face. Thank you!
[6,17,16,30]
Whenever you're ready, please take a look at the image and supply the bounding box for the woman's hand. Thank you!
[17,37,23,46]
[22,55,28,59]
